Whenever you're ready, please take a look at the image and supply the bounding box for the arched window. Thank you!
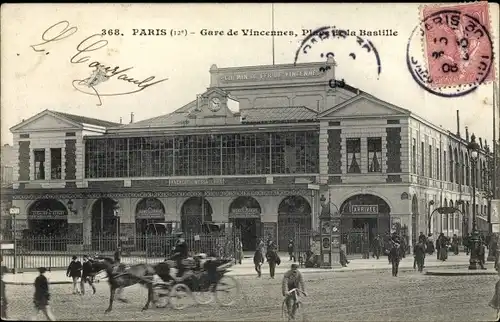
[449,147,453,183]
[465,152,470,186]
[461,151,465,185]
[454,148,460,184]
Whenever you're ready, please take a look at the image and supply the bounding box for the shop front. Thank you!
[27,199,68,250]
[228,196,262,251]
[339,194,391,255]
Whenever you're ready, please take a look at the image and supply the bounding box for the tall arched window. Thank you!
[465,152,470,186]
[478,160,482,188]
[443,150,447,181]
[461,151,465,185]
[454,148,460,184]
[449,147,454,183]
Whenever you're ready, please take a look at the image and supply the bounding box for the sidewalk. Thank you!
[2,253,477,285]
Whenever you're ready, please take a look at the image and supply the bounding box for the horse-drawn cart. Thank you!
[152,255,241,310]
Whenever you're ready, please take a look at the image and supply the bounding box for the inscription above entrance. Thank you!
[229,206,261,219]
[349,205,379,215]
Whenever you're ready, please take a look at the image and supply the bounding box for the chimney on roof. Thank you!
[120,117,122,124]
[465,126,469,141]
[130,112,134,124]
[456,110,460,137]
[479,137,483,148]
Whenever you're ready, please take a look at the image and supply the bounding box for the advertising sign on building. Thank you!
[229,206,260,219]
[136,198,165,219]
[349,205,379,214]
[29,209,67,219]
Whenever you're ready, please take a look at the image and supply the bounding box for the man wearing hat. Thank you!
[66,255,82,295]
[80,255,96,295]
[172,231,189,278]
[33,267,56,321]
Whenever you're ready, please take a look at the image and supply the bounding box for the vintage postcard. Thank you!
[1,2,500,322]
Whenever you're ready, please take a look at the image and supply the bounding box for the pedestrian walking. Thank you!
[413,240,426,273]
[426,233,435,255]
[400,234,407,259]
[437,233,448,261]
[253,248,264,277]
[340,244,350,267]
[235,238,243,264]
[32,267,56,321]
[288,239,296,262]
[478,240,487,270]
[80,255,96,295]
[452,234,459,255]
[372,234,382,259]
[389,236,402,277]
[489,264,500,321]
[66,255,82,295]
[266,248,281,279]
[464,233,471,255]
[1,255,8,320]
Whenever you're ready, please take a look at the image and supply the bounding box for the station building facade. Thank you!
[8,60,493,251]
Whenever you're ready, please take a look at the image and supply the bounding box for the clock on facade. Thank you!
[209,97,221,112]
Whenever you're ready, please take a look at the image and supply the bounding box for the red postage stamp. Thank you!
[421,2,495,88]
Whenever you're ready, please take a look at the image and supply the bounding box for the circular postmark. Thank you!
[406,7,494,97]
[294,26,382,83]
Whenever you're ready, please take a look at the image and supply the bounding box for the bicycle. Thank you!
[282,288,308,322]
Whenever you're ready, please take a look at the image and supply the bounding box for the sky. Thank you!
[1,3,499,145]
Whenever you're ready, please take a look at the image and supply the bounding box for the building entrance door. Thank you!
[230,218,260,251]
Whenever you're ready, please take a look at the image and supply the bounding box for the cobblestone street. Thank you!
[4,269,497,321]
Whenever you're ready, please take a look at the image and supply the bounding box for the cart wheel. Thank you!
[215,275,240,306]
[192,277,215,305]
[153,285,171,308]
[169,283,192,310]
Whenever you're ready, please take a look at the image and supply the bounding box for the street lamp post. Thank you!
[427,200,435,235]
[467,134,480,270]
[9,206,20,274]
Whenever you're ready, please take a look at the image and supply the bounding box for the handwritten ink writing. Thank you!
[31,21,168,106]
[31,21,78,52]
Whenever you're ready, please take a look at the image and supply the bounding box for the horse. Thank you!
[92,256,158,313]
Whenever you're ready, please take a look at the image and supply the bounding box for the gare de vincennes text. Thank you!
[130,28,398,37]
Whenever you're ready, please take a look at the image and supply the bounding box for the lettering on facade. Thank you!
[28,209,67,219]
[136,197,165,219]
[229,206,261,219]
[168,178,225,186]
[349,205,379,214]
[219,69,321,83]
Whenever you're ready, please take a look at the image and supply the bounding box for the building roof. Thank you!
[50,110,121,128]
[241,106,318,123]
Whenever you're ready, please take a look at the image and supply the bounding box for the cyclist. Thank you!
[282,263,306,319]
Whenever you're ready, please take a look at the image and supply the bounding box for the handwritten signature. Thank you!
[30,21,168,106]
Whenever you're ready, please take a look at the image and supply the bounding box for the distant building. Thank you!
[1,144,14,186]
[8,60,494,252]
[1,144,14,238]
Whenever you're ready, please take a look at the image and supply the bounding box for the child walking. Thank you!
[32,267,56,321]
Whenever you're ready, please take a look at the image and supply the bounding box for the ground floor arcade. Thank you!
[10,181,480,253]
[10,188,318,251]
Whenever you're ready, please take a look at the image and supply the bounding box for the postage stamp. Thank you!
[420,2,495,88]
